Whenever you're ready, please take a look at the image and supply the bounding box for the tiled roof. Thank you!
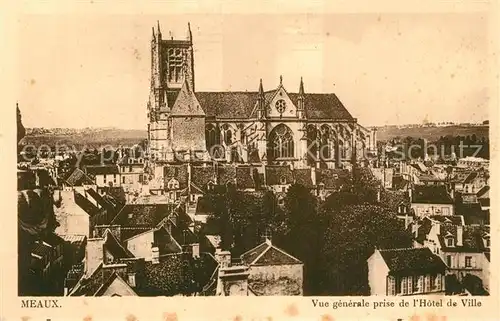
[70,263,105,296]
[411,185,453,204]
[110,204,175,227]
[438,224,488,253]
[195,196,215,216]
[218,165,237,185]
[240,242,269,264]
[85,165,120,176]
[94,272,137,296]
[103,229,135,259]
[236,166,256,189]
[195,90,354,120]
[240,241,302,266]
[191,166,216,191]
[428,215,463,225]
[293,168,313,188]
[74,190,100,217]
[378,247,447,274]
[463,172,479,184]
[65,168,94,186]
[477,186,489,198]
[265,166,294,186]
[163,164,189,189]
[316,168,350,189]
[98,187,127,206]
[32,241,53,258]
[171,81,205,116]
[85,188,119,215]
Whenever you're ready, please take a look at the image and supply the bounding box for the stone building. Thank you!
[146,22,376,169]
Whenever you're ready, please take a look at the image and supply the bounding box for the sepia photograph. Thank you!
[16,10,492,300]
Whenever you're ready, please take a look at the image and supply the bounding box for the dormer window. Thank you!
[280,176,287,185]
[446,237,454,247]
[207,181,214,191]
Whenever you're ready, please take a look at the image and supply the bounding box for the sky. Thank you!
[17,12,493,129]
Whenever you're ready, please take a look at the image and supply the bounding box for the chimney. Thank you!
[192,243,200,259]
[408,187,413,201]
[151,245,160,264]
[376,189,381,202]
[456,226,463,246]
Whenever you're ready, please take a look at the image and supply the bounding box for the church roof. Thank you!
[170,81,205,116]
[188,90,354,120]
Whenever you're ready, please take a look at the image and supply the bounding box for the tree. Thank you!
[317,203,413,295]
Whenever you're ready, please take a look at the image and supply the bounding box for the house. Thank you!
[265,165,294,194]
[367,248,447,296]
[240,239,304,296]
[456,157,489,169]
[411,185,454,217]
[438,224,490,293]
[118,155,145,189]
[371,167,393,189]
[84,165,121,188]
[410,215,464,254]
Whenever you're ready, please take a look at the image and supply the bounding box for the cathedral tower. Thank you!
[148,22,204,162]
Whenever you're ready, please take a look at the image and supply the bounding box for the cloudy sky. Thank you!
[17,11,493,129]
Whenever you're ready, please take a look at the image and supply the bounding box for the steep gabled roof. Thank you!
[378,247,446,274]
[240,240,302,266]
[171,81,205,116]
[85,165,120,176]
[94,272,138,296]
[65,168,94,186]
[194,90,354,120]
[103,229,135,259]
[163,164,189,189]
[438,224,488,253]
[411,185,453,204]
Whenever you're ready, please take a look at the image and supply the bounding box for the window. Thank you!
[465,256,472,268]
[446,237,454,247]
[485,238,490,247]
[430,274,435,289]
[113,174,117,183]
[424,275,430,292]
[268,124,294,159]
[167,48,185,83]
[388,276,396,295]
[442,207,450,215]
[407,276,413,294]
[401,277,408,295]
[122,176,126,184]
[280,176,287,185]
[446,255,452,267]
[435,275,441,291]
[103,175,107,183]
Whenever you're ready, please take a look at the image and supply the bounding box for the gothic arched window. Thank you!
[320,125,332,160]
[269,124,294,160]
[306,125,318,166]
[222,124,233,145]
[206,124,220,151]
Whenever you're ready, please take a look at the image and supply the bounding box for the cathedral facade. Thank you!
[147,22,377,170]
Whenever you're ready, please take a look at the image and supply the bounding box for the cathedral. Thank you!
[147,22,377,172]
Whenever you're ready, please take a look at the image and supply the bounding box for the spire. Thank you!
[156,20,162,38]
[187,22,192,42]
[280,75,283,85]
[258,78,264,96]
[299,77,304,95]
[152,27,156,40]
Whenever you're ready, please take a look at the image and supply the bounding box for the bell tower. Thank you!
[148,22,196,162]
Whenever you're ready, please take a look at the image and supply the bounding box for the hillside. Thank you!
[18,124,489,150]
[375,125,489,142]
[20,128,147,149]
